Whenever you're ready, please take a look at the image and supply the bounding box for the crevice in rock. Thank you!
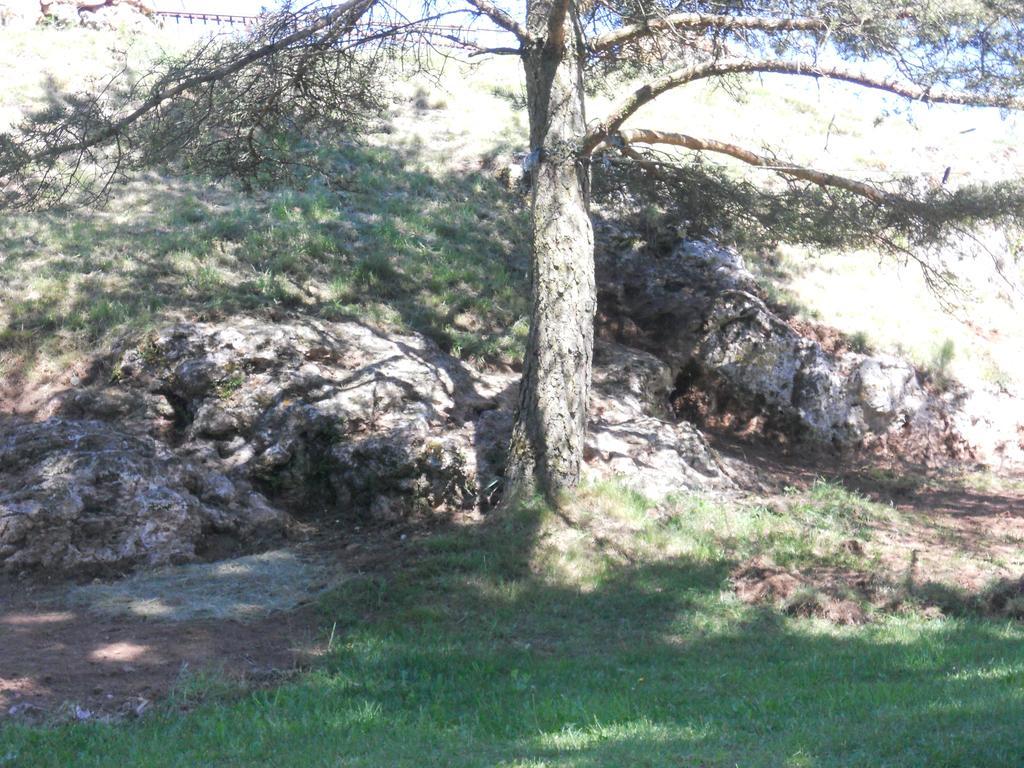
[194,528,244,562]
[154,388,193,442]
[252,429,343,521]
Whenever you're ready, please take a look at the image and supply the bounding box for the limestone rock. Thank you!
[588,341,733,497]
[585,414,732,498]
[0,418,287,575]
[596,236,1017,461]
[105,318,494,518]
[103,318,729,511]
[592,340,673,418]
[6,315,740,576]
[696,288,927,444]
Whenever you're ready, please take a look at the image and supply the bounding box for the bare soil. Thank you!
[0,519,432,723]
[0,591,321,722]
[732,557,871,625]
[716,430,1024,622]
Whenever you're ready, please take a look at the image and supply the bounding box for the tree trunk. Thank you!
[506,0,595,501]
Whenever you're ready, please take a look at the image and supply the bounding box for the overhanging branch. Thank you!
[589,13,829,52]
[583,58,1024,155]
[26,0,375,163]
[616,128,890,203]
[464,0,529,43]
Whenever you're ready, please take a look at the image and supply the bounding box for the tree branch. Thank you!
[583,58,1024,155]
[463,0,529,43]
[466,43,525,56]
[589,13,828,52]
[26,0,375,163]
[616,128,890,203]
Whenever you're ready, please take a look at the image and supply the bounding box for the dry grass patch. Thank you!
[67,550,344,621]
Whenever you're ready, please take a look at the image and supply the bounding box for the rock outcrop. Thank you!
[3,316,733,575]
[8,231,1017,577]
[587,341,732,496]
[598,234,1024,467]
[0,418,286,575]
[696,288,926,445]
[86,318,491,520]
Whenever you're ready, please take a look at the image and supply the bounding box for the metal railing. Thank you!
[150,12,513,50]
[153,11,259,26]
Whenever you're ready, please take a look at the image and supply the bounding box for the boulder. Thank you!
[850,355,924,434]
[599,237,941,445]
[0,418,287,575]
[698,289,847,438]
[587,341,734,496]
[592,339,673,418]
[597,233,1024,468]
[99,317,491,520]
[697,289,927,444]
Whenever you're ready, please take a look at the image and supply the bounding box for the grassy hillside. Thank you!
[0,32,532,389]
[2,26,1022,396]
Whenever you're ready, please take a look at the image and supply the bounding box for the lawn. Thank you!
[3,483,1023,767]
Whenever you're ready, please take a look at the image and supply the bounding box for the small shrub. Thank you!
[926,338,956,390]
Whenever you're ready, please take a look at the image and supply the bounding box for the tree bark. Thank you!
[506,0,595,501]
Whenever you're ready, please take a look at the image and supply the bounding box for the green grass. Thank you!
[4,483,1023,767]
[0,140,530,380]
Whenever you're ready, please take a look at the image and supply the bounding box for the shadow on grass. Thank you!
[2,497,1024,766]
[309,509,1024,767]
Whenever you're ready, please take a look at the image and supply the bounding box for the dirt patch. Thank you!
[784,316,865,357]
[0,518,434,723]
[670,363,802,447]
[731,557,871,625]
[980,576,1024,619]
[730,468,1024,626]
[0,590,322,723]
[0,355,108,418]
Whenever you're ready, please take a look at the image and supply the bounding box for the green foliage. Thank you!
[593,156,1024,294]
[926,338,957,390]
[588,1,1024,106]
[213,371,246,400]
[1,5,389,207]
